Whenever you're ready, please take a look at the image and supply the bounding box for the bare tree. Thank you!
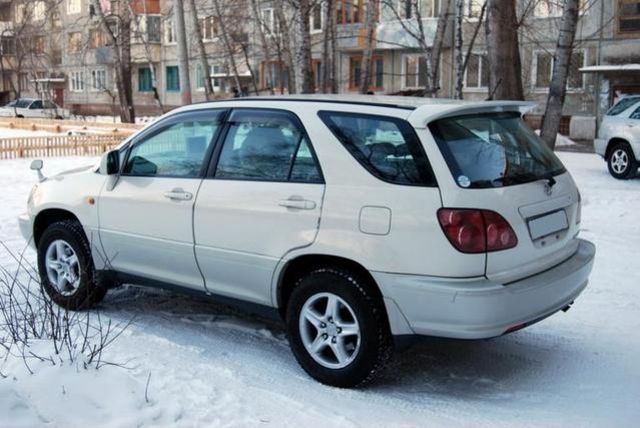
[359,0,377,94]
[274,0,297,94]
[485,0,524,100]
[91,0,136,123]
[454,0,487,99]
[540,0,581,149]
[187,0,215,100]
[289,0,315,93]
[250,0,275,95]
[382,0,453,96]
[212,0,243,93]
[321,0,338,93]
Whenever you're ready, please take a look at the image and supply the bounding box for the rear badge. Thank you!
[457,175,471,188]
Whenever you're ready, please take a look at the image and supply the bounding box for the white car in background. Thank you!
[0,98,68,119]
[594,95,640,179]
[19,96,595,387]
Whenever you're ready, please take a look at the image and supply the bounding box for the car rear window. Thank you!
[429,112,565,189]
[318,111,437,186]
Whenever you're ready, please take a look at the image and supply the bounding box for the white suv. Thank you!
[19,96,595,387]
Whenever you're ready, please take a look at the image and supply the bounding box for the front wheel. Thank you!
[608,142,637,179]
[286,267,392,387]
[37,220,107,310]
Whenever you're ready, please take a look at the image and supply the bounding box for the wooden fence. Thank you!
[0,134,126,160]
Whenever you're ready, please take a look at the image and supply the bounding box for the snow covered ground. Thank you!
[1,153,639,427]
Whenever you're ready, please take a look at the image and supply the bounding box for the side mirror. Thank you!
[100,150,120,175]
[30,159,45,181]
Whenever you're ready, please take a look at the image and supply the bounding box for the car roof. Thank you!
[169,95,534,129]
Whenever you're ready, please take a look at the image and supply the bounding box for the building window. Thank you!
[134,15,161,43]
[403,55,427,88]
[533,50,585,90]
[337,0,362,24]
[19,73,29,92]
[67,32,82,54]
[261,8,276,34]
[32,36,46,55]
[464,0,483,18]
[70,71,85,92]
[201,16,219,41]
[166,66,180,91]
[261,61,289,90]
[89,29,106,48]
[67,0,81,15]
[310,4,323,31]
[91,69,106,91]
[618,0,640,33]
[33,1,46,21]
[165,17,176,43]
[349,56,384,91]
[1,37,15,56]
[464,53,489,88]
[138,67,154,92]
[52,11,62,28]
[312,60,323,89]
[396,0,440,19]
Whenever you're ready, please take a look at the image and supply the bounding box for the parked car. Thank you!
[0,98,68,119]
[19,96,595,387]
[594,95,640,179]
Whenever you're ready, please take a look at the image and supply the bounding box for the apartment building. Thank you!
[0,0,638,138]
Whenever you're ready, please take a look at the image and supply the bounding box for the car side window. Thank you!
[43,100,56,109]
[123,111,224,178]
[318,111,437,186]
[30,100,43,109]
[215,109,322,182]
[630,106,640,120]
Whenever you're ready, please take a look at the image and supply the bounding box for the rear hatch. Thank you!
[426,111,581,284]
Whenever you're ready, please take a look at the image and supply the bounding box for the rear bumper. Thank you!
[373,239,595,339]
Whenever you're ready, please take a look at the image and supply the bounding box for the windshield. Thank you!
[429,112,566,189]
[607,97,640,116]
[14,99,33,108]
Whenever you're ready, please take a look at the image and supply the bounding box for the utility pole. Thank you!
[175,0,192,105]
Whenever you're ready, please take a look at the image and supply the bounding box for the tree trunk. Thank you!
[540,0,581,150]
[250,0,275,94]
[485,0,524,100]
[274,0,296,94]
[453,0,464,99]
[359,0,376,94]
[187,0,215,100]
[174,0,192,105]
[91,0,135,123]
[293,0,314,93]
[212,0,243,93]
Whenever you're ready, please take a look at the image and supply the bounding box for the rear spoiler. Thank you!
[407,101,536,129]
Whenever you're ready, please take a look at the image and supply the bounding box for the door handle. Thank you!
[279,196,316,210]
[164,188,193,201]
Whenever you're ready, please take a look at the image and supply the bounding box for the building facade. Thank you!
[0,0,638,138]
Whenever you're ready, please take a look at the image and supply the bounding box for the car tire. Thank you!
[37,220,107,310]
[608,142,637,179]
[286,267,393,388]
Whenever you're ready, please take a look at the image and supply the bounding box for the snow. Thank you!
[1,152,639,427]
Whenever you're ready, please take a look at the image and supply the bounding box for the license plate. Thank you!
[527,210,569,240]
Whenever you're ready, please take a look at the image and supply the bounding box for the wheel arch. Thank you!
[275,253,386,320]
[605,137,631,160]
[33,208,81,248]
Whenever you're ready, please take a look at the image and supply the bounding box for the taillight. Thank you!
[437,209,518,253]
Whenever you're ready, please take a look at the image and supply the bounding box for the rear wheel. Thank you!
[286,267,392,387]
[37,220,107,310]
[608,142,637,179]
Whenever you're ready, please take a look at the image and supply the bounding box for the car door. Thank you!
[98,109,226,289]
[27,100,44,118]
[194,108,325,305]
